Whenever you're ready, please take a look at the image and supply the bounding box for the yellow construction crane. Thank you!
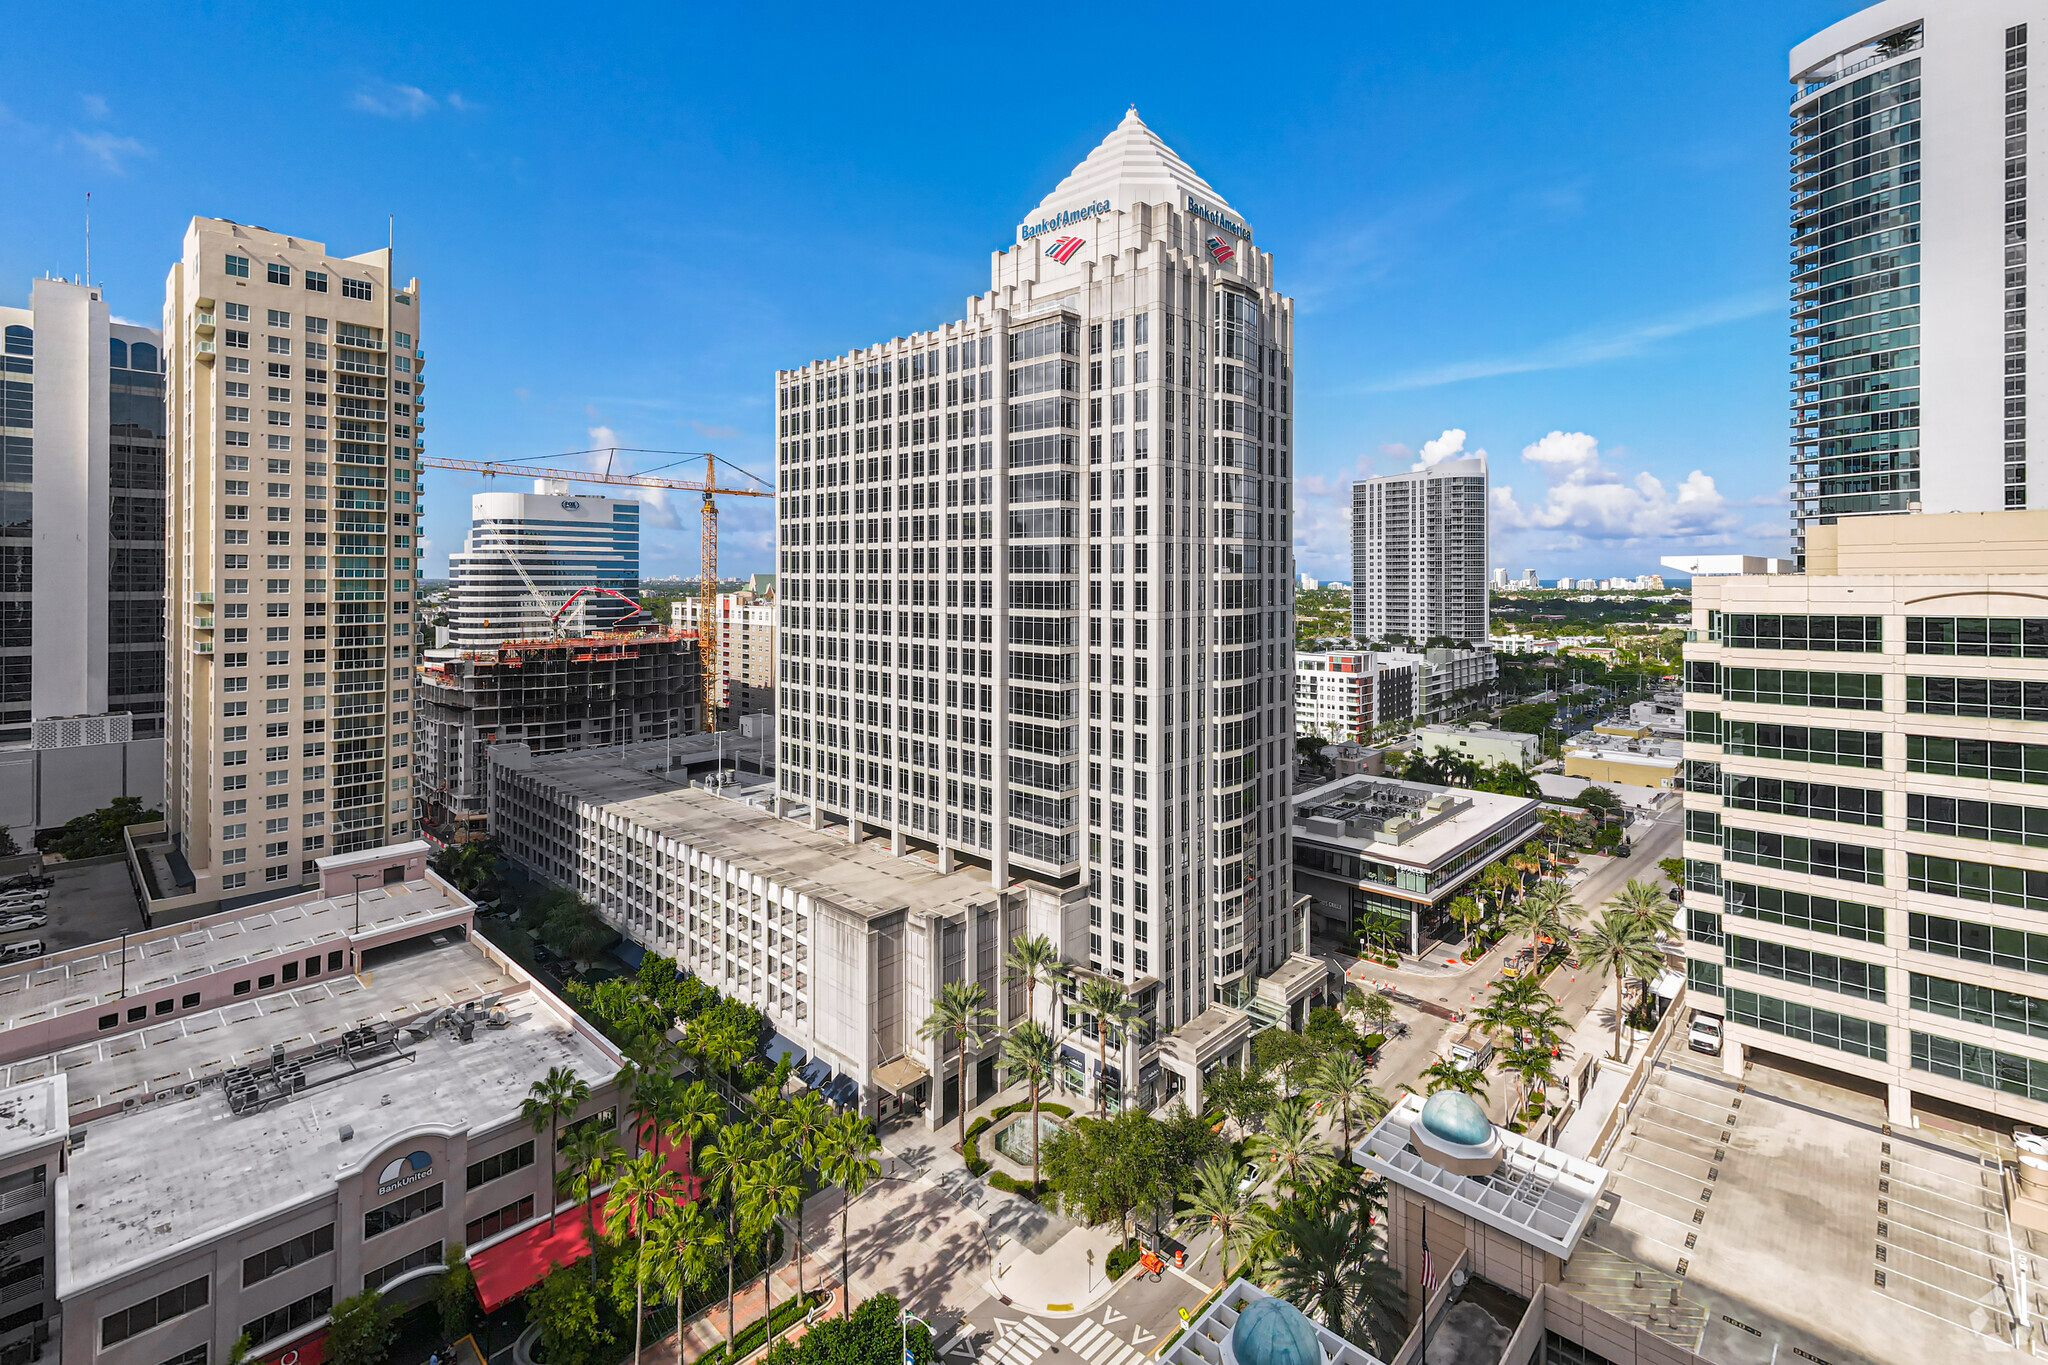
[421,450,773,732]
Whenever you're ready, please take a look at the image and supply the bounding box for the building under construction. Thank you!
[417,629,701,839]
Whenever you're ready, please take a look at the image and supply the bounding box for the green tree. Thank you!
[605,1151,681,1365]
[698,1120,770,1349]
[324,1290,394,1365]
[563,1123,624,1289]
[1608,876,1679,941]
[813,1110,881,1297]
[918,980,995,1143]
[1268,1203,1406,1356]
[762,1291,934,1365]
[1581,910,1664,1060]
[771,1089,832,1285]
[1176,1153,1265,1283]
[438,1243,477,1341]
[39,795,160,860]
[0,827,18,858]
[1042,1108,1167,1246]
[645,1199,724,1361]
[1306,1051,1385,1153]
[1657,856,1685,887]
[1000,1020,1060,1189]
[1077,976,1142,1116]
[1205,1062,1277,1135]
[1416,1058,1490,1101]
[527,1264,612,1365]
[522,1065,591,1232]
[1247,1097,1336,1193]
[1447,895,1485,945]
[1252,1028,1314,1099]
[1003,933,1069,1032]
[1497,702,1557,738]
[740,1149,805,1329]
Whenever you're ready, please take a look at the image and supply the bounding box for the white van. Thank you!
[0,940,43,964]
[1688,1012,1724,1056]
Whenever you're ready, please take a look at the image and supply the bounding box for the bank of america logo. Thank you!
[1045,235,1086,264]
[1206,235,1235,264]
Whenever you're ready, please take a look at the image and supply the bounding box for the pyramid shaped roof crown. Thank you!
[1016,109,1243,246]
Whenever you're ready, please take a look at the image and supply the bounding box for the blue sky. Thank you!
[1,1,1853,582]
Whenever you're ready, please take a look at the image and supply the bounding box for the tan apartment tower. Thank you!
[161,219,424,912]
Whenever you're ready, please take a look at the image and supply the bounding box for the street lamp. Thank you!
[900,1310,931,1365]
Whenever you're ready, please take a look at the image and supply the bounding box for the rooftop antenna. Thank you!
[84,192,91,286]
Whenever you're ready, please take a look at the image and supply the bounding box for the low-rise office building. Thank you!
[1416,722,1539,771]
[488,741,1311,1120]
[1292,773,1540,954]
[1562,729,1682,789]
[0,842,627,1365]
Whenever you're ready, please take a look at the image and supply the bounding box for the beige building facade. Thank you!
[1684,511,2048,1127]
[161,220,423,913]
[673,583,776,724]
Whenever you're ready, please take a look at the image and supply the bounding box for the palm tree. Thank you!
[1505,1043,1560,1123]
[1306,1051,1385,1154]
[1176,1153,1265,1283]
[1608,876,1679,941]
[1446,895,1484,947]
[697,1121,767,1351]
[562,1124,623,1290]
[1269,1204,1406,1357]
[1416,1058,1491,1101]
[739,1150,805,1329]
[1581,910,1664,1060]
[521,1065,591,1233]
[918,980,995,1144]
[624,1061,675,1160]
[1248,1096,1337,1193]
[605,1151,681,1365]
[813,1110,881,1298]
[999,1021,1060,1189]
[1003,933,1070,1032]
[770,1091,832,1299]
[1511,879,1579,948]
[1077,977,1140,1117]
[645,1199,723,1359]
[664,1078,722,1175]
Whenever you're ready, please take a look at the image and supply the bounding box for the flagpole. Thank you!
[1418,1205,1435,1365]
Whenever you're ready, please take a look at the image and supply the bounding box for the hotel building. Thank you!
[1788,2,2048,563]
[774,110,1299,1027]
[159,220,424,913]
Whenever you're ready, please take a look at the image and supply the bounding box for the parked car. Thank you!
[1688,1012,1724,1056]
[0,941,43,964]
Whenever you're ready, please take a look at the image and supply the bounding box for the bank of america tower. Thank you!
[774,111,1296,1025]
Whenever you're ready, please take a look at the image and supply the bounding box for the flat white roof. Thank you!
[1354,1093,1608,1261]
[57,934,619,1292]
[1292,773,1539,869]
[0,877,468,1041]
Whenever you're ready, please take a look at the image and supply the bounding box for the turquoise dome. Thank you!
[1420,1090,1493,1146]
[1230,1294,1321,1365]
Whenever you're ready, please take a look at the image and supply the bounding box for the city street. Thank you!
[944,1258,1217,1364]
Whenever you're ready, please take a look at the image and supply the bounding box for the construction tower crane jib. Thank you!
[422,449,771,733]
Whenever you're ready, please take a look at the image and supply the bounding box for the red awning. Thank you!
[469,1136,699,1312]
[259,1330,326,1365]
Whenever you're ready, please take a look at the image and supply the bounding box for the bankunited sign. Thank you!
[1019,199,1112,242]
[1187,196,1251,241]
[377,1149,435,1194]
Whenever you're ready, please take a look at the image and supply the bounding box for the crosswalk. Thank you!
[974,1312,1157,1365]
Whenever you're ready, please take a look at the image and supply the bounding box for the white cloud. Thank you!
[71,129,146,171]
[1293,473,1355,582]
[80,94,110,120]
[351,83,437,118]
[580,425,682,530]
[1361,292,1779,393]
[1491,429,1740,547]
[1419,428,1486,467]
[1519,430,1599,468]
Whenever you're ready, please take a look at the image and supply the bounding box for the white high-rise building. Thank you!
[1789,3,2048,564]
[157,219,424,911]
[446,483,642,648]
[775,110,1298,1023]
[1349,454,1488,646]
[1490,568,1509,589]
[0,278,168,835]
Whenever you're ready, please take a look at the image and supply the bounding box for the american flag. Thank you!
[1045,235,1086,264]
[1421,1226,1439,1293]
[1206,235,1235,264]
